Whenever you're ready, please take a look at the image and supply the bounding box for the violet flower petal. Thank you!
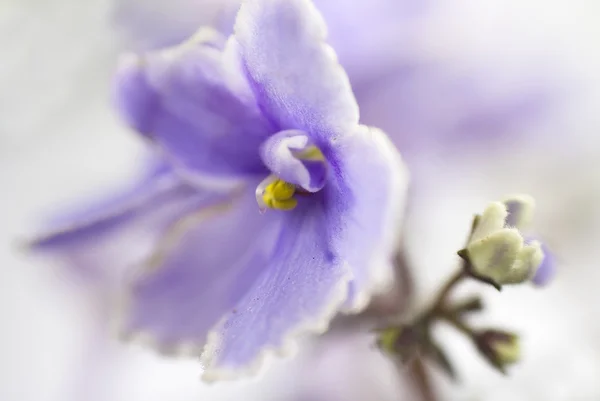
[29,172,217,285]
[120,187,284,352]
[330,126,408,311]
[234,0,359,142]
[201,199,351,381]
[114,28,273,179]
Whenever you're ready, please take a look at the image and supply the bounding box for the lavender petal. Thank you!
[329,126,409,311]
[201,199,351,380]
[234,0,359,142]
[113,28,273,179]
[120,187,284,352]
[29,170,217,285]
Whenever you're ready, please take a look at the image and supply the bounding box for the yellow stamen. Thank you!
[264,197,298,210]
[269,180,296,200]
[261,179,298,211]
[292,145,325,161]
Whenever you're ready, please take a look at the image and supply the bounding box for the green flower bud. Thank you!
[475,329,520,374]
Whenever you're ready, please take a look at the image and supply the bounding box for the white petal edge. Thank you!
[199,267,352,382]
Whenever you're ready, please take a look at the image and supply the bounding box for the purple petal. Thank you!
[201,199,351,381]
[503,195,534,229]
[113,28,273,179]
[260,129,327,192]
[120,187,284,352]
[330,126,409,311]
[234,0,359,142]
[531,243,556,287]
[29,171,215,285]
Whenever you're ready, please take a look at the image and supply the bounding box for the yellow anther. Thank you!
[269,180,296,200]
[293,145,325,161]
[264,197,298,210]
[262,179,298,211]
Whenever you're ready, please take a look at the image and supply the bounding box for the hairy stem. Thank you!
[421,267,467,321]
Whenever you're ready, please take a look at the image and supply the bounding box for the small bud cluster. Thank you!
[461,196,546,287]
[375,195,554,380]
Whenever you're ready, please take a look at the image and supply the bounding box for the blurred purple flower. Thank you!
[31,0,407,380]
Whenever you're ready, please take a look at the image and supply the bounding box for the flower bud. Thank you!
[376,325,422,363]
[474,329,520,374]
[464,198,546,286]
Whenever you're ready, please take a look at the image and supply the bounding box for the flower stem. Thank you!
[423,268,467,319]
[438,310,474,337]
[408,356,439,401]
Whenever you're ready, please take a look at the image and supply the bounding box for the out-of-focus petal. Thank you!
[201,199,351,381]
[119,187,283,352]
[113,28,273,179]
[234,0,359,143]
[357,67,552,157]
[260,129,327,192]
[28,171,217,286]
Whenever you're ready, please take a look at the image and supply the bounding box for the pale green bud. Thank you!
[475,330,521,373]
[465,200,543,286]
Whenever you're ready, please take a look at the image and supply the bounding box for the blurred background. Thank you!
[1,0,600,400]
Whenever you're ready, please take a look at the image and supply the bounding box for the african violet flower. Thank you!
[30,0,407,381]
